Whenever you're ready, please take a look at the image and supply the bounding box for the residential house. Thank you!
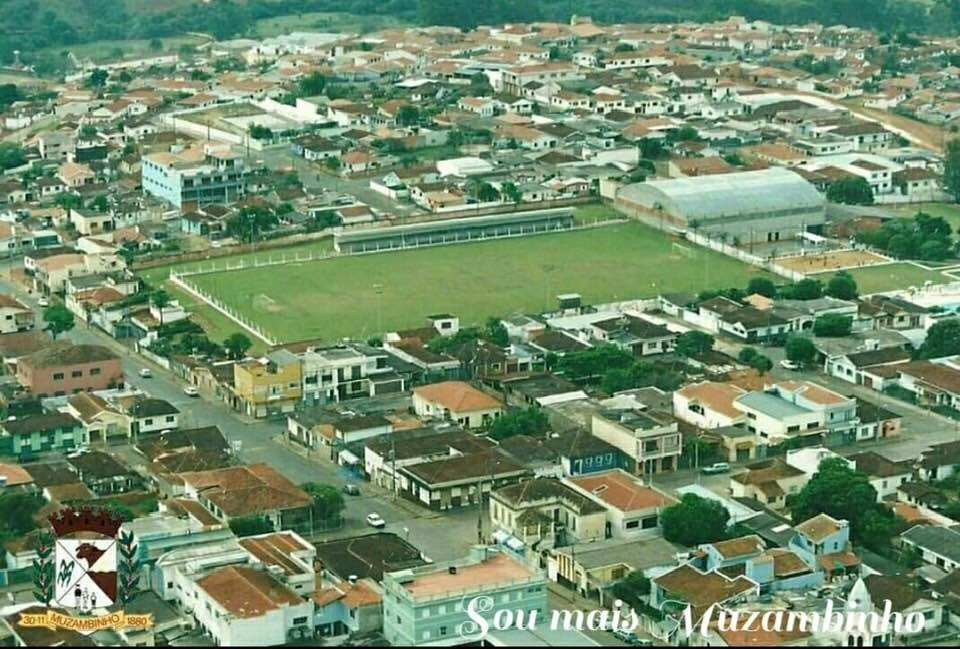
[566,469,676,539]
[412,381,502,429]
[0,295,35,334]
[848,450,913,500]
[490,477,608,548]
[901,525,960,573]
[733,380,859,446]
[590,406,681,475]
[400,448,529,511]
[788,513,859,580]
[589,314,677,356]
[0,411,85,458]
[896,361,960,410]
[730,458,807,510]
[65,392,129,444]
[673,381,747,429]
[66,450,140,496]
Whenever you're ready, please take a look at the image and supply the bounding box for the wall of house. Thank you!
[17,357,123,396]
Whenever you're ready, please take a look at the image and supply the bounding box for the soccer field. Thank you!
[813,262,953,294]
[185,223,768,342]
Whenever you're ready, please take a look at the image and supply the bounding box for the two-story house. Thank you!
[0,295,35,333]
[590,407,681,475]
[16,343,123,397]
[231,350,303,418]
[733,380,859,447]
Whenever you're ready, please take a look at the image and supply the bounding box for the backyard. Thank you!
[181,221,770,342]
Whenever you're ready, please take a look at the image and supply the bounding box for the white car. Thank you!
[366,513,386,529]
[779,359,801,371]
[139,368,152,378]
[37,297,49,307]
[183,385,200,397]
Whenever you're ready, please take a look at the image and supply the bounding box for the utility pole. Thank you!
[390,437,397,502]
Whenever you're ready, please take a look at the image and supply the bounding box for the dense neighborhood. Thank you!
[4,6,960,648]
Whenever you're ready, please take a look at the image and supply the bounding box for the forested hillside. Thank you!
[3,0,959,71]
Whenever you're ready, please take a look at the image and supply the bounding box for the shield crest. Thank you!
[53,537,118,611]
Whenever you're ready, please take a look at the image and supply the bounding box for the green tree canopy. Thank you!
[0,142,26,171]
[945,138,960,203]
[917,319,960,358]
[813,314,853,337]
[487,407,549,441]
[43,303,75,340]
[223,332,253,360]
[825,271,858,300]
[750,353,774,375]
[826,177,875,205]
[779,278,823,301]
[302,482,345,525]
[785,335,817,366]
[661,493,730,546]
[229,515,275,537]
[747,277,777,298]
[674,330,715,357]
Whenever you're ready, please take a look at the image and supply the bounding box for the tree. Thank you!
[0,492,43,536]
[501,181,522,204]
[87,68,108,88]
[674,330,715,357]
[918,319,960,358]
[611,570,650,610]
[747,277,777,298]
[785,335,817,366]
[826,177,875,205]
[226,205,278,242]
[476,182,499,202]
[790,457,896,549]
[779,278,823,300]
[149,37,163,51]
[813,314,853,337]
[661,493,730,546]
[638,138,665,160]
[229,515,274,536]
[485,317,508,346]
[302,482,345,527]
[0,142,26,171]
[43,304,75,340]
[223,333,253,360]
[487,407,549,441]
[750,353,773,375]
[738,346,758,364]
[825,271,858,300]
[299,71,326,96]
[396,105,420,127]
[248,124,273,140]
[945,139,960,203]
[151,289,170,326]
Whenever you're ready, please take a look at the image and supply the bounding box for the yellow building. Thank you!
[232,350,302,418]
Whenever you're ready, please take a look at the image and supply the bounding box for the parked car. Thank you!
[366,512,386,528]
[702,462,731,475]
[613,629,641,645]
[343,484,361,496]
[37,297,49,307]
[779,359,800,371]
[183,385,199,397]
[139,368,152,378]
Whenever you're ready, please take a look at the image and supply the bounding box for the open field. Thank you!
[185,222,769,342]
[37,34,210,65]
[777,249,890,274]
[813,262,954,294]
[890,202,960,232]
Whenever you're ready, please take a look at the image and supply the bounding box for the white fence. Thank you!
[169,271,280,346]
[684,230,807,281]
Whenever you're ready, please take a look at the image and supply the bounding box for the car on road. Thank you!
[613,629,642,645]
[183,385,199,397]
[139,368,152,378]
[343,484,360,496]
[702,462,731,475]
[37,297,49,307]
[779,359,801,371]
[366,512,386,528]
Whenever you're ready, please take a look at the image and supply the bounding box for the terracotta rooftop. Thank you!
[677,381,746,419]
[710,535,765,560]
[402,552,535,600]
[795,513,846,543]
[568,470,676,512]
[197,565,304,618]
[239,532,313,576]
[654,564,756,609]
[0,462,34,487]
[178,463,311,516]
[413,381,501,412]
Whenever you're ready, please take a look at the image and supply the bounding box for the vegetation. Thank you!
[674,331,715,358]
[487,407,549,441]
[43,303,76,339]
[825,271,859,300]
[0,143,26,171]
[661,493,731,547]
[747,277,777,298]
[302,482,345,527]
[229,515,275,537]
[917,319,960,359]
[790,457,902,552]
[778,278,823,301]
[945,139,960,203]
[813,313,853,337]
[785,335,817,366]
[856,212,955,261]
[223,333,254,360]
[826,177,875,205]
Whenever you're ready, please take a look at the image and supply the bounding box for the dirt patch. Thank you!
[776,249,889,274]
[253,293,283,313]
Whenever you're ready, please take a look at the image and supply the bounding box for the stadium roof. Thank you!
[618,167,824,221]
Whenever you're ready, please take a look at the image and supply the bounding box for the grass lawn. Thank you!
[573,204,624,223]
[813,262,951,294]
[891,202,960,232]
[37,34,209,65]
[187,222,769,342]
[253,12,409,37]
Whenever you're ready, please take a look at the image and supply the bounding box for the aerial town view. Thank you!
[4,0,960,646]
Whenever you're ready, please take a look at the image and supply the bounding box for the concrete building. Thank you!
[733,380,859,446]
[231,350,303,418]
[590,407,681,475]
[382,547,547,646]
[142,145,247,209]
[16,343,123,397]
[298,343,404,405]
[0,294,35,333]
[412,381,503,429]
[566,469,676,539]
[615,167,825,241]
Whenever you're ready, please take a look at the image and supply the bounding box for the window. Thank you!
[293,616,308,625]
[53,372,64,381]
[625,520,640,529]
[144,419,153,426]
[165,416,175,423]
[90,368,101,376]
[71,371,82,379]
[440,627,448,636]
